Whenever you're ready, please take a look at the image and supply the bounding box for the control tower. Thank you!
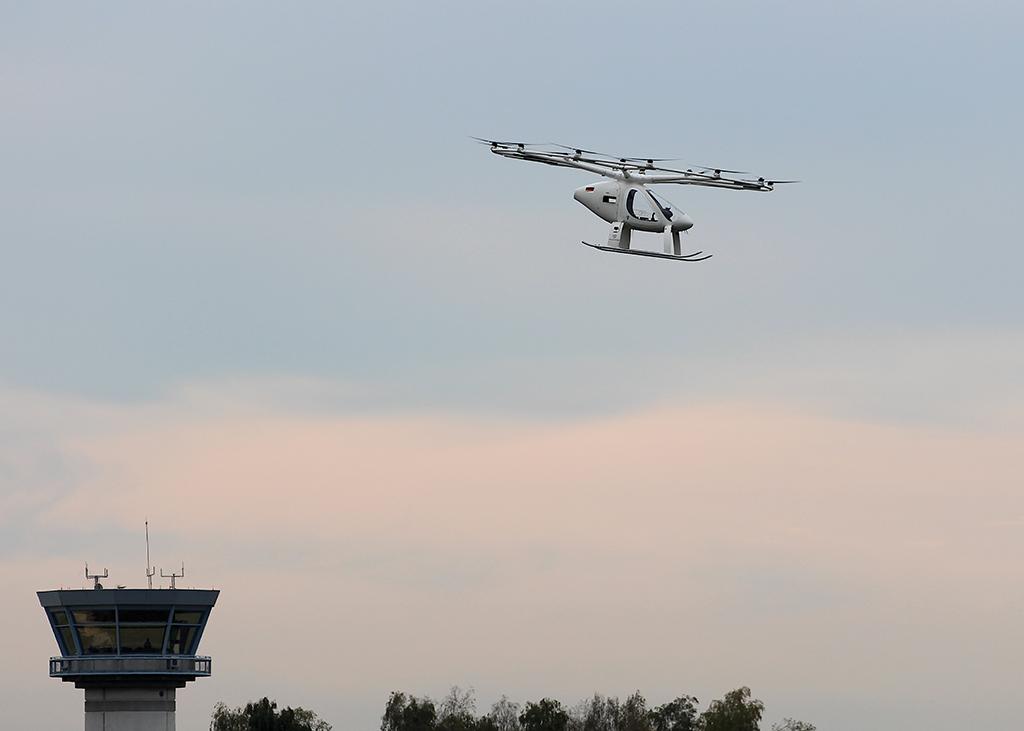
[38,569,218,731]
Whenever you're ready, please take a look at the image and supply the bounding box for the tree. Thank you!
[520,699,570,731]
[282,707,332,731]
[437,687,479,731]
[383,693,411,731]
[487,696,522,731]
[770,720,815,731]
[649,695,699,731]
[619,692,652,731]
[578,694,615,731]
[210,697,331,731]
[211,702,247,731]
[244,697,277,731]
[382,691,438,731]
[697,688,764,731]
[475,716,500,731]
[376,687,788,731]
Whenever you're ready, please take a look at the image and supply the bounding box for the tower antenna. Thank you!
[160,563,185,589]
[145,520,155,589]
[85,563,108,590]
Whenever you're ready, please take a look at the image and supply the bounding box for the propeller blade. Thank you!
[694,165,750,175]
[471,136,550,148]
[553,143,616,157]
[619,156,682,164]
[767,180,801,184]
[554,144,682,165]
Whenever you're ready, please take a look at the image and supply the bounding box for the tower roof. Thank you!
[38,588,218,609]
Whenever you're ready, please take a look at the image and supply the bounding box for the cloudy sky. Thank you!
[2,2,1023,729]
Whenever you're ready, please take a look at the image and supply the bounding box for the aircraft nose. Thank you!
[678,214,694,231]
[573,185,594,203]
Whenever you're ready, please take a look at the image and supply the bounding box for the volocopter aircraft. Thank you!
[475,138,798,262]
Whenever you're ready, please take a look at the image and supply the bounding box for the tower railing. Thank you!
[49,655,212,677]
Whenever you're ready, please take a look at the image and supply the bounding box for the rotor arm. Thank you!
[477,140,797,190]
[644,173,773,191]
[556,157,628,178]
[491,148,627,179]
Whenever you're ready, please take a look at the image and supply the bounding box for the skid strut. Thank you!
[584,221,711,261]
[582,241,712,261]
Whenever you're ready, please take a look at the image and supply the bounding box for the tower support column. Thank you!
[84,687,176,731]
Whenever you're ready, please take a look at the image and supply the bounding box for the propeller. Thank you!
[620,156,681,164]
[470,136,549,148]
[757,177,801,186]
[553,144,679,164]
[553,143,615,157]
[695,165,750,175]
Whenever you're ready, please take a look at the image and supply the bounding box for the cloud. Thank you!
[4,379,1023,730]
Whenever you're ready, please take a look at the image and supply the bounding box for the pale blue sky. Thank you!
[3,2,1024,730]
[3,0,1022,410]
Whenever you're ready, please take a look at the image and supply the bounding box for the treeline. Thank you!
[210,697,332,731]
[382,687,814,731]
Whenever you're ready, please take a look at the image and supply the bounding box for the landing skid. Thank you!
[581,241,713,262]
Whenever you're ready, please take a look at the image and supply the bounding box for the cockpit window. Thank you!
[626,189,657,221]
[647,190,677,220]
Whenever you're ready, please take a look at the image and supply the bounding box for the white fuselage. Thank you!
[573,181,694,233]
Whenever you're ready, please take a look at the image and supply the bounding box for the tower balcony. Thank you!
[49,655,211,679]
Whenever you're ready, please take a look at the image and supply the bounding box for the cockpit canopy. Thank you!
[627,188,682,222]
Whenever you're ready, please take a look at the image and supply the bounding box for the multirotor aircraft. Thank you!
[475,138,797,261]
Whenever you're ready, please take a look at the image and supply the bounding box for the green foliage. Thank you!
[377,686,776,731]
[475,716,501,731]
[436,713,481,731]
[649,695,699,731]
[487,696,521,731]
[383,692,409,731]
[519,699,570,731]
[577,692,606,728]
[211,703,247,731]
[697,688,764,731]
[770,720,815,731]
[437,687,480,731]
[618,692,652,731]
[579,694,616,731]
[210,697,331,731]
[382,691,440,731]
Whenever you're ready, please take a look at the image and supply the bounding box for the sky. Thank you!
[2,1,1023,729]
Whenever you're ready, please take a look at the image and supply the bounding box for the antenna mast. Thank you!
[85,563,109,590]
[145,520,155,589]
[160,563,185,589]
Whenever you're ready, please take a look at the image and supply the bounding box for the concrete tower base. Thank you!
[84,687,176,731]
